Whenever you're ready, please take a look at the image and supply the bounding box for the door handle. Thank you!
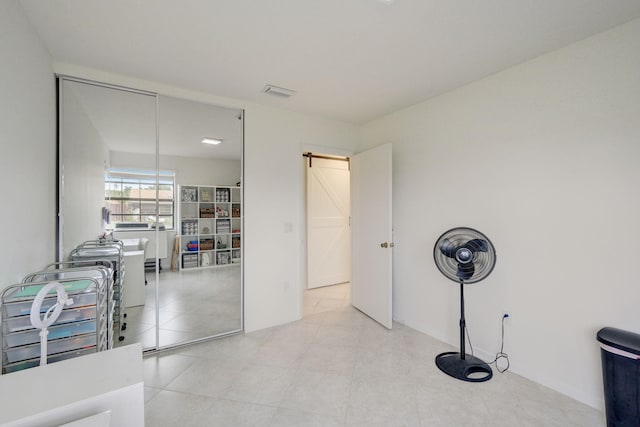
[380,242,395,248]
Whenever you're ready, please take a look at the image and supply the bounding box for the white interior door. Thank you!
[307,157,350,289]
[350,143,393,329]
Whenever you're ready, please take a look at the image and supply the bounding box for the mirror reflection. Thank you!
[59,79,243,352]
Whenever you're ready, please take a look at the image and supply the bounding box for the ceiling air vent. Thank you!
[263,84,296,98]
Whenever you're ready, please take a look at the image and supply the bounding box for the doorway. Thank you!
[303,152,351,316]
[303,144,394,328]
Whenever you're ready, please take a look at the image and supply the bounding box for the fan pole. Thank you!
[435,280,493,382]
[459,282,466,360]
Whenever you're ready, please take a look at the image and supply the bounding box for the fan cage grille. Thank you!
[433,227,496,284]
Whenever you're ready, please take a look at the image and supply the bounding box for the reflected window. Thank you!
[104,168,175,229]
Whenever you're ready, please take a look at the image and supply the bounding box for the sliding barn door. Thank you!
[307,157,350,289]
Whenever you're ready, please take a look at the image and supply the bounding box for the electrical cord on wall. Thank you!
[489,314,510,373]
[464,314,510,373]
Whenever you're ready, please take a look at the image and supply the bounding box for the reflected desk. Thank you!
[113,228,168,268]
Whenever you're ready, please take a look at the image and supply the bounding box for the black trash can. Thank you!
[597,327,640,426]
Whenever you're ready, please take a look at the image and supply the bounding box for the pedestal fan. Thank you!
[433,227,496,382]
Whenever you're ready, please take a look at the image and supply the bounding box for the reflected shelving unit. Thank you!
[179,185,241,269]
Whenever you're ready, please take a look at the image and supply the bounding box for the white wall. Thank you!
[359,18,640,409]
[0,0,55,286]
[61,84,110,259]
[243,104,359,331]
[109,151,241,187]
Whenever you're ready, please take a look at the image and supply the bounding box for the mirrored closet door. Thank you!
[154,95,243,347]
[58,77,243,352]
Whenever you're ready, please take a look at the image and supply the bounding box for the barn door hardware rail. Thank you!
[303,152,350,169]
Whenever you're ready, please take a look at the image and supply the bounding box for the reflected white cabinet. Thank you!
[179,185,241,269]
[123,250,145,307]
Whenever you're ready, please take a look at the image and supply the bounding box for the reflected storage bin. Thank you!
[200,239,214,251]
[199,187,213,202]
[182,253,198,268]
[216,251,230,265]
[200,207,215,218]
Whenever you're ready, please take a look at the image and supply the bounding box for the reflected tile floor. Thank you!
[117,265,241,349]
[144,283,604,426]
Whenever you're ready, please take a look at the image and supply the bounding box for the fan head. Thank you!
[433,227,496,284]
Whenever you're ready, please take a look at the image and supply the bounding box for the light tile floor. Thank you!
[118,265,241,349]
[143,283,604,426]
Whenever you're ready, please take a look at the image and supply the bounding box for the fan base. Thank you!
[435,352,493,382]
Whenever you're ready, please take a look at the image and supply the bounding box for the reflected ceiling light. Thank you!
[201,138,223,145]
[263,84,296,98]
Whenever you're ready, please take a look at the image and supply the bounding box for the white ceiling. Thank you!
[158,95,243,160]
[20,0,640,124]
[67,80,243,159]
